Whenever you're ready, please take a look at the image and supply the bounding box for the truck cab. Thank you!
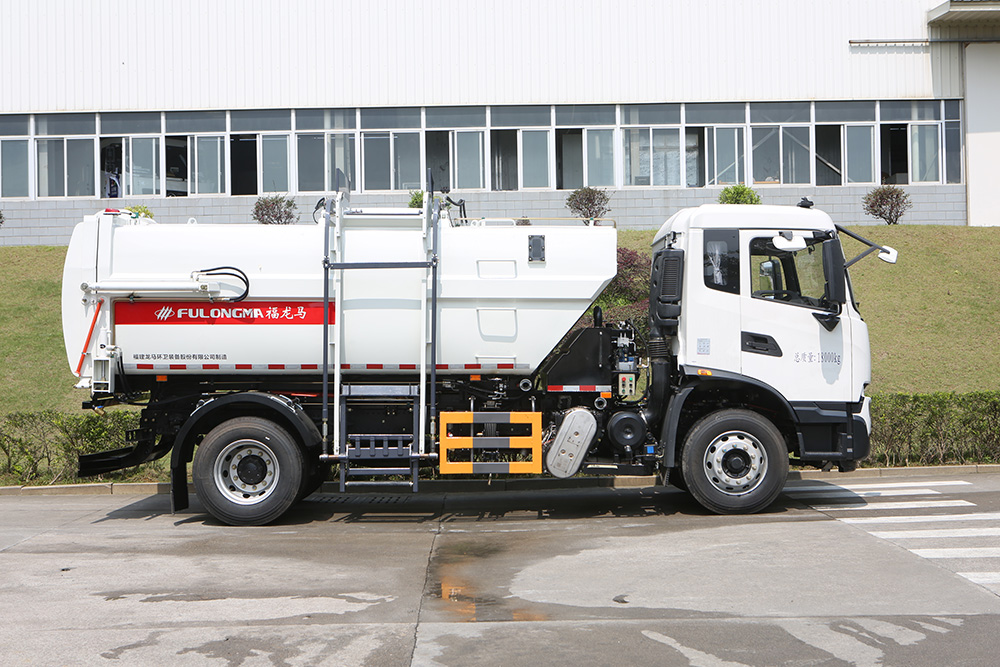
[649,204,877,514]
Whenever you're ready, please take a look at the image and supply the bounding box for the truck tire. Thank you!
[192,417,304,526]
[680,409,788,514]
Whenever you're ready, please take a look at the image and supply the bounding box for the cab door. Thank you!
[739,229,853,403]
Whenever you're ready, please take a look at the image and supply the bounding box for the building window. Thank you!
[491,106,551,191]
[297,132,356,193]
[37,138,95,197]
[165,112,227,196]
[813,102,876,186]
[555,105,614,189]
[164,135,225,196]
[1,139,29,197]
[623,127,681,186]
[750,103,810,185]
[425,104,487,191]
[0,115,30,197]
[229,110,291,195]
[194,136,225,194]
[99,137,161,197]
[751,126,809,184]
[360,108,420,191]
[879,100,943,185]
[686,126,744,186]
[910,124,940,183]
[362,132,420,191]
[683,104,747,188]
[454,131,484,189]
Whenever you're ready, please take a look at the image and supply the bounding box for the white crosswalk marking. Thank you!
[787,488,941,498]
[910,547,1000,559]
[870,527,1000,539]
[793,479,1000,596]
[808,500,974,511]
[841,512,1000,525]
[787,481,972,492]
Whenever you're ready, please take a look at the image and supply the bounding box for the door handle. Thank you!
[741,332,783,357]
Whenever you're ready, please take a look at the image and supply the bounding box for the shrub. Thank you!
[0,410,145,485]
[599,247,650,308]
[862,185,912,225]
[252,195,299,225]
[408,190,423,209]
[717,184,761,205]
[123,205,154,219]
[867,392,1000,467]
[0,209,4,227]
[566,187,611,220]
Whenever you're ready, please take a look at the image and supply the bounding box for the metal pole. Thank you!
[321,196,335,455]
[427,168,439,447]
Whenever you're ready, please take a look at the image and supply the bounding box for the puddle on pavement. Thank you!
[427,540,546,623]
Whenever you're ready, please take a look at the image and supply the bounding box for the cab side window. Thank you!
[750,235,836,311]
[703,229,740,295]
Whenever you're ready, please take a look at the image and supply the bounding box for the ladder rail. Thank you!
[320,177,440,493]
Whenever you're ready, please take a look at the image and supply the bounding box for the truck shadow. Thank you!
[96,484,812,526]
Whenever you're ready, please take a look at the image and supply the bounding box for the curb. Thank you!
[3,465,998,497]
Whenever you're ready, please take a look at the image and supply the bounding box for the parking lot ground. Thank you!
[1,474,999,665]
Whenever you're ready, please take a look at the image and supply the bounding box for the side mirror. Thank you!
[822,239,847,304]
[879,246,898,264]
[758,259,784,291]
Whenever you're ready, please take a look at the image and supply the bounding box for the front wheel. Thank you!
[680,409,788,514]
[193,417,304,525]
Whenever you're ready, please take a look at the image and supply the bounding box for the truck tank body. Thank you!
[62,210,616,386]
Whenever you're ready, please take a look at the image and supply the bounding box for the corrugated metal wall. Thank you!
[0,0,956,114]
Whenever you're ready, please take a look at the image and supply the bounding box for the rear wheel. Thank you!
[680,409,788,514]
[193,417,304,525]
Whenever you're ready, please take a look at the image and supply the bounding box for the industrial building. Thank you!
[1,0,998,244]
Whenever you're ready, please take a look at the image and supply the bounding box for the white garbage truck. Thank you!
[61,189,895,525]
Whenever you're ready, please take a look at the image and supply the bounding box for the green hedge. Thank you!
[1,392,998,485]
[0,410,150,486]
[869,392,1000,467]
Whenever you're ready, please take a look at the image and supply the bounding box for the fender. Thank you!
[170,392,322,512]
[659,367,799,467]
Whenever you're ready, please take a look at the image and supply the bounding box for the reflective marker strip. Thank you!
[123,363,531,372]
[547,385,614,392]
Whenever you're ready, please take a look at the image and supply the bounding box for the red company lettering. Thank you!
[176,307,264,319]
[115,301,335,325]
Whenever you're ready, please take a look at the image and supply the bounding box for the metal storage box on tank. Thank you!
[63,210,617,381]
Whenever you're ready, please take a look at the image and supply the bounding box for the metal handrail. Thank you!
[450,216,616,228]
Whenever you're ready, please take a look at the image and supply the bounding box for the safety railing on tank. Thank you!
[448,217,616,228]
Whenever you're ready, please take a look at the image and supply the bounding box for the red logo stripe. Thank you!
[115,301,335,325]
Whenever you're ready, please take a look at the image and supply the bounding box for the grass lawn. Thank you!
[616,224,1000,394]
[1,224,998,419]
[0,246,88,415]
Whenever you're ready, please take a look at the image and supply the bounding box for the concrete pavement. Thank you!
[1,474,999,665]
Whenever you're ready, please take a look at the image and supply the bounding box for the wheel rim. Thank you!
[212,439,280,505]
[702,430,768,496]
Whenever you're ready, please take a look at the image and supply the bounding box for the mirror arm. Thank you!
[844,244,878,268]
[835,224,892,267]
